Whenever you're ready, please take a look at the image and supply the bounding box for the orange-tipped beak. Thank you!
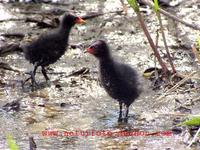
[86,47,93,54]
[75,17,86,24]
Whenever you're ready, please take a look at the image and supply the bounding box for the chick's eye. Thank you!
[94,45,99,49]
[90,45,96,49]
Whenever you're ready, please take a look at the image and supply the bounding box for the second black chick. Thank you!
[21,13,85,87]
[87,40,141,123]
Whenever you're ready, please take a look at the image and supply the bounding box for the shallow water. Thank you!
[0,0,200,149]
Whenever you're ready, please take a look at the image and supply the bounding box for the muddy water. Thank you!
[0,0,200,149]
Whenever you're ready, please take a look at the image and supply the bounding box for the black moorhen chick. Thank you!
[21,13,85,88]
[87,40,141,123]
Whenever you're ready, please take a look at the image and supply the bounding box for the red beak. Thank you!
[86,47,93,54]
[75,17,86,24]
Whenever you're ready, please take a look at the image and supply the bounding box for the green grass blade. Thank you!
[6,134,20,150]
[154,0,160,12]
[127,0,139,12]
[178,117,200,126]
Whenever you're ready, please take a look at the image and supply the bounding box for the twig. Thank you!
[1,33,25,38]
[155,5,176,73]
[191,45,200,64]
[42,1,78,6]
[0,43,22,57]
[29,136,37,150]
[82,10,123,20]
[119,0,128,14]
[155,29,159,48]
[153,30,159,78]
[19,8,72,16]
[65,67,89,77]
[155,71,196,103]
[0,17,57,28]
[136,9,169,74]
[25,17,57,28]
[187,127,200,148]
[141,0,200,31]
[0,62,21,73]
[0,18,24,23]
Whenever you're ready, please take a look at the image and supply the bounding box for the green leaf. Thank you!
[154,0,160,12]
[178,116,200,126]
[127,0,139,12]
[6,134,20,150]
